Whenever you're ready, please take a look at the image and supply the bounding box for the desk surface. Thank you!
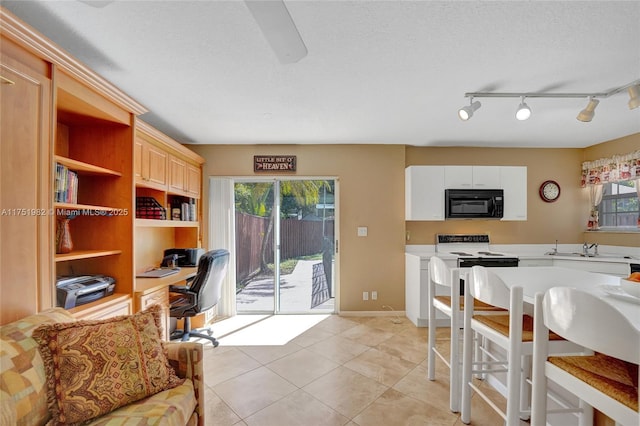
[135,267,198,295]
[489,266,640,331]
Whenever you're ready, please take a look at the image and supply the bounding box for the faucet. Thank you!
[545,240,559,255]
[583,242,598,256]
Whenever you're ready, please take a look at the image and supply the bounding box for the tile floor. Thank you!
[199,314,510,426]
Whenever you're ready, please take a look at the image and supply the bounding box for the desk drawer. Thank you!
[136,287,169,339]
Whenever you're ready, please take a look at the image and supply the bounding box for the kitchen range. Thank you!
[436,233,519,268]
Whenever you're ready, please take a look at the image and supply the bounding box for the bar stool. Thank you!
[427,256,504,413]
[531,287,639,426]
[460,266,582,425]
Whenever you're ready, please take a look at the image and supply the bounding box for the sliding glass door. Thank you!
[234,178,336,314]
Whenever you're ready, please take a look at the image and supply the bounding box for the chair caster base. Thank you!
[170,328,219,347]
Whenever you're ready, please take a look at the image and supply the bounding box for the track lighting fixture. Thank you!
[577,97,599,122]
[628,84,640,110]
[515,97,531,121]
[459,78,639,122]
[458,97,481,121]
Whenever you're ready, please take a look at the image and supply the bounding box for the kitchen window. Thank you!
[599,180,639,228]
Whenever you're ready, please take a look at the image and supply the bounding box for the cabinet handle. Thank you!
[0,76,16,85]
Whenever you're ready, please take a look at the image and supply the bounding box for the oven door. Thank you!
[458,258,519,268]
[457,257,519,295]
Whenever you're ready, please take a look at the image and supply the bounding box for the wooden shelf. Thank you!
[55,249,122,262]
[55,155,122,176]
[55,202,123,213]
[135,219,199,228]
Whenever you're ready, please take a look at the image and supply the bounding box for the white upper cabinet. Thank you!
[406,166,445,220]
[500,166,527,221]
[406,165,527,221]
[444,166,500,189]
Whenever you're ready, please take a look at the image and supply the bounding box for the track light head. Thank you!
[458,98,481,121]
[515,97,531,121]
[577,97,599,122]
[628,84,640,110]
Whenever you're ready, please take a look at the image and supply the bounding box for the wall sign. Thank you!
[254,155,297,172]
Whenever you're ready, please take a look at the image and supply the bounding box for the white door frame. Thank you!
[209,176,340,316]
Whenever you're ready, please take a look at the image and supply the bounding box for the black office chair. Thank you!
[169,249,229,347]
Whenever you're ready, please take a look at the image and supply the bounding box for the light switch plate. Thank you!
[357,226,368,237]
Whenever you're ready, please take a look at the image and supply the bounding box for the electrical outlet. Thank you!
[363,291,369,301]
[357,226,368,237]
[372,291,378,300]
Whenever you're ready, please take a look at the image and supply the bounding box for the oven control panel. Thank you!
[437,234,490,244]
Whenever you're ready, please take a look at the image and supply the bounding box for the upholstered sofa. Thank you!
[0,307,205,426]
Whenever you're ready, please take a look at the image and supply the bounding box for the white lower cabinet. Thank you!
[552,258,630,276]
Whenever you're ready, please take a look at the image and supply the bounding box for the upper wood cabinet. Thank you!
[169,155,201,198]
[135,132,168,190]
[169,155,187,194]
[136,121,203,200]
[186,162,201,198]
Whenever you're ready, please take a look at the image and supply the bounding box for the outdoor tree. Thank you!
[235,180,332,274]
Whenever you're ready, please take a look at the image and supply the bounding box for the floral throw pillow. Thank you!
[32,304,183,425]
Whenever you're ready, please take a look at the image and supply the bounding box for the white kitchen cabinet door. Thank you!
[500,166,527,220]
[444,166,472,188]
[406,166,445,220]
[552,259,630,276]
[444,166,500,189]
[472,166,501,188]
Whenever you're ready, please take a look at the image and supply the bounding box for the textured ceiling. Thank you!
[3,1,639,147]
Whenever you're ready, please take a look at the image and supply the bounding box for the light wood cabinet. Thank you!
[168,155,201,198]
[136,286,169,339]
[0,36,53,325]
[169,155,188,194]
[186,162,201,198]
[69,295,132,320]
[135,135,168,190]
[1,8,206,324]
[53,70,137,305]
[1,8,145,324]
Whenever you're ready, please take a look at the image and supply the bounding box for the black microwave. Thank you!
[445,189,504,219]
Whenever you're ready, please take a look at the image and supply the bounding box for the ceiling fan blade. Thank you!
[78,0,114,8]
[245,0,307,64]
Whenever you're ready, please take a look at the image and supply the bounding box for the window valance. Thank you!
[581,150,640,187]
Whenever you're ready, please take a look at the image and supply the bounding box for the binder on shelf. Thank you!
[136,197,166,220]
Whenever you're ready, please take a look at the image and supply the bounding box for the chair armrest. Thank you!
[165,341,205,426]
[169,285,190,293]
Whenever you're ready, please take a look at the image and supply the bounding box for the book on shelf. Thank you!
[55,163,78,204]
[171,197,196,221]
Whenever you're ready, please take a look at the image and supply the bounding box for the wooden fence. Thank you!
[235,211,334,283]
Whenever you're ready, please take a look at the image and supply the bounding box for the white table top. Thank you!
[488,266,640,331]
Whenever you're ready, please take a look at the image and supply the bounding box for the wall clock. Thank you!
[539,180,561,202]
